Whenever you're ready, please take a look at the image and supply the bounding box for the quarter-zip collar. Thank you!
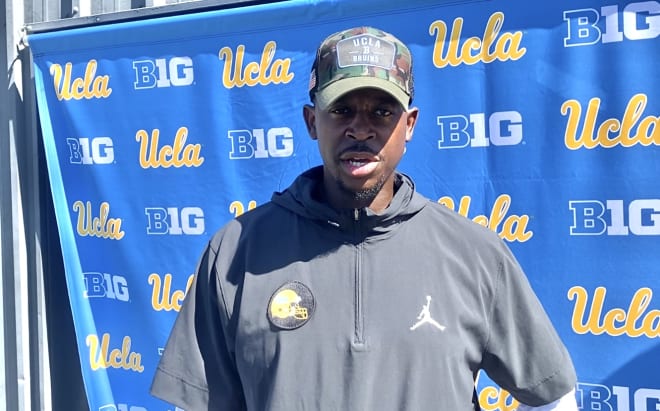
[271,166,428,238]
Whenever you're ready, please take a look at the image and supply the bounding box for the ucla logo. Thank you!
[218,40,294,88]
[439,194,533,242]
[83,272,129,302]
[229,200,258,217]
[133,56,194,89]
[73,201,125,240]
[478,385,518,411]
[136,127,204,168]
[563,94,659,150]
[339,34,394,66]
[86,333,144,373]
[563,1,660,47]
[149,273,195,312]
[569,286,660,339]
[66,137,114,165]
[228,127,294,159]
[437,111,523,149]
[429,11,526,68]
[577,381,660,410]
[482,381,660,410]
[569,199,660,236]
[50,60,112,101]
[145,206,205,235]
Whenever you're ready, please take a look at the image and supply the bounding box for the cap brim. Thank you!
[314,77,410,110]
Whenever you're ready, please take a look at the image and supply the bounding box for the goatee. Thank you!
[336,172,387,205]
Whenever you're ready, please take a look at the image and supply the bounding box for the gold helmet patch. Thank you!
[267,281,315,329]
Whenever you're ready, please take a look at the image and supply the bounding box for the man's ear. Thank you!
[405,107,419,143]
[303,104,318,140]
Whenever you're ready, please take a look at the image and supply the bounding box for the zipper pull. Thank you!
[354,208,359,221]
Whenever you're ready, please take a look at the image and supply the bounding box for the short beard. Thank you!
[336,172,388,205]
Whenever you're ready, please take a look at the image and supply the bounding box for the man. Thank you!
[151,26,577,410]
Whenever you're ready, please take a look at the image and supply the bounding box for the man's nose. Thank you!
[346,112,375,140]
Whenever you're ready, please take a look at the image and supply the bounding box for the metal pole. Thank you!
[21,36,53,411]
[1,2,24,409]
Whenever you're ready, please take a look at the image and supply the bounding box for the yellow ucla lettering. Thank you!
[73,200,124,240]
[86,333,144,372]
[568,286,660,338]
[218,40,294,88]
[229,200,258,217]
[429,12,526,68]
[479,386,518,411]
[438,194,533,242]
[136,127,204,169]
[50,60,112,101]
[562,93,660,150]
[149,273,195,312]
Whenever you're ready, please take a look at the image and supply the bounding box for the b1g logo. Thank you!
[98,404,149,411]
[228,127,294,159]
[83,272,129,302]
[437,111,522,149]
[133,57,194,89]
[99,405,185,411]
[569,199,660,236]
[563,1,660,47]
[577,382,660,410]
[145,207,205,235]
[66,137,114,164]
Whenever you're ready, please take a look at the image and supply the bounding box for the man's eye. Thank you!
[330,107,350,115]
[374,108,392,117]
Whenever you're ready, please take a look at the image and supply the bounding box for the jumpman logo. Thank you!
[410,295,446,331]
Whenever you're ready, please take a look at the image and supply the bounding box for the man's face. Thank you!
[303,88,418,210]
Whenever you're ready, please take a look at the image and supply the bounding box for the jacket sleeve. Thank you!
[481,241,577,407]
[150,241,246,410]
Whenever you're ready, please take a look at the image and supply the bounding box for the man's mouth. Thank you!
[346,158,372,167]
[340,155,379,176]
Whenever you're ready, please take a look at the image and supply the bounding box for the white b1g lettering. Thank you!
[83,272,129,301]
[577,382,660,411]
[569,199,660,236]
[133,57,194,89]
[437,111,522,149]
[145,207,205,235]
[98,404,147,411]
[116,405,146,411]
[228,127,294,159]
[67,137,114,164]
[99,401,183,411]
[564,1,660,47]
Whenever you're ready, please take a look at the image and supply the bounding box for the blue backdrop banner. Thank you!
[29,0,660,410]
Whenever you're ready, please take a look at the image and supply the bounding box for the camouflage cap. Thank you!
[308,27,414,110]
